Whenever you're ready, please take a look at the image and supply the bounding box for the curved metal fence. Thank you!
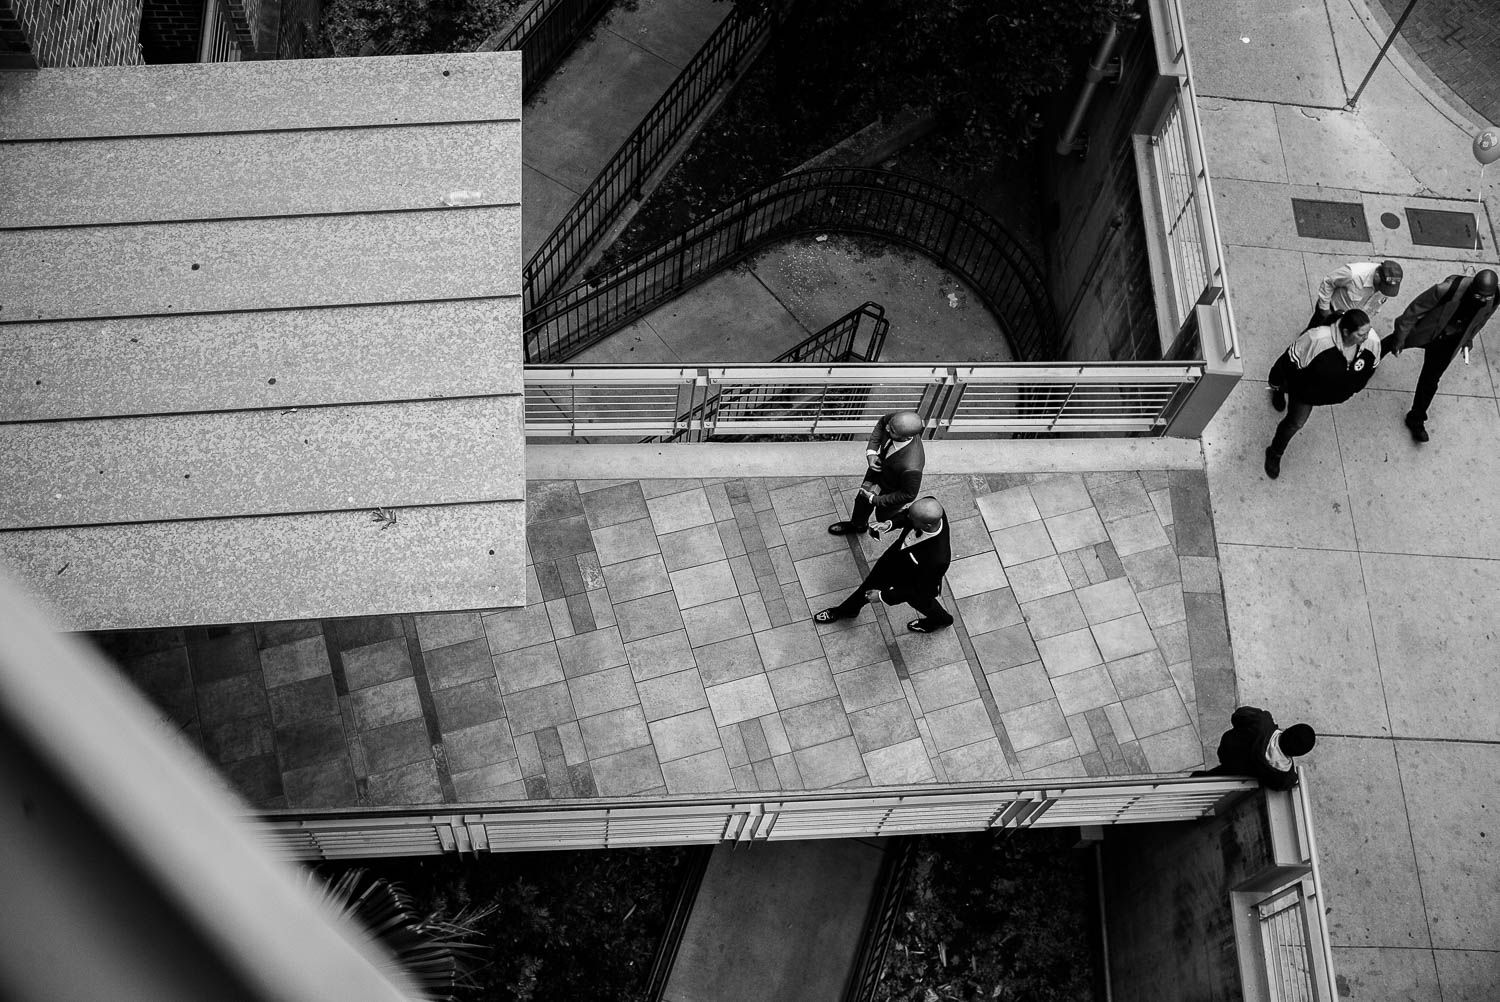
[523,1,776,305]
[484,0,616,95]
[525,168,1059,364]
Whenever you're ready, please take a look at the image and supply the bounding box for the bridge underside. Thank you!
[88,444,1241,854]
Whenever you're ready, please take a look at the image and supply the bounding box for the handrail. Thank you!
[773,301,889,364]
[842,836,917,1002]
[525,167,1059,364]
[643,845,713,1002]
[484,0,615,95]
[524,1,778,305]
[524,360,1204,440]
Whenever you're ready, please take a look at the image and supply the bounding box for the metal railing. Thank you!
[842,837,917,1002]
[774,301,888,364]
[1256,881,1320,1002]
[526,168,1058,364]
[256,779,1253,859]
[486,0,615,94]
[524,361,1202,440]
[198,0,244,62]
[524,2,777,307]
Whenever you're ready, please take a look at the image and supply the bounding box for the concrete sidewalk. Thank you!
[522,0,730,255]
[1184,1,1499,998]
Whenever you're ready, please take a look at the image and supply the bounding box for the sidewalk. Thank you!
[522,0,730,255]
[1183,1,1499,998]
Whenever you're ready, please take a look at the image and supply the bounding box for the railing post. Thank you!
[1162,292,1242,438]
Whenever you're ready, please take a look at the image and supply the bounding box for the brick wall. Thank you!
[1,0,144,67]
[1039,19,1162,362]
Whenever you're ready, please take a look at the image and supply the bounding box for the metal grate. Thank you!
[1151,100,1211,333]
[1258,882,1319,1002]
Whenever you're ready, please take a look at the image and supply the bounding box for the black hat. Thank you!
[1279,724,1316,757]
[1377,261,1403,295]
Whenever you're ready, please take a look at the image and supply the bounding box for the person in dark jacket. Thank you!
[1264,309,1380,480]
[815,497,953,633]
[1197,706,1316,790]
[829,411,925,537]
[1381,269,1498,442]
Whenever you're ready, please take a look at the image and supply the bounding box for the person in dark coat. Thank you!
[1198,707,1316,790]
[1381,269,1498,442]
[829,411,925,537]
[1264,309,1380,480]
[815,497,953,633]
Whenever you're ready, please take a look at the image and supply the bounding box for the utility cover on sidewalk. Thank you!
[1405,208,1482,249]
[1291,198,1370,241]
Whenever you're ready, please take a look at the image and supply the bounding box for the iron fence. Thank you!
[524,2,776,305]
[1257,881,1322,1001]
[774,301,889,364]
[487,0,615,94]
[524,361,1201,440]
[526,168,1058,364]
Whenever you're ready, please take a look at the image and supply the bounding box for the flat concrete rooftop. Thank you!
[86,441,1228,808]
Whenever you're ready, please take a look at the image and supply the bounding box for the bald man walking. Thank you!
[816,497,953,633]
[829,411,925,537]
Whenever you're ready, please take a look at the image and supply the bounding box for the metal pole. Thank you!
[1347,0,1421,110]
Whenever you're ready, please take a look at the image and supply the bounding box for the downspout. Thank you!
[1055,22,1124,156]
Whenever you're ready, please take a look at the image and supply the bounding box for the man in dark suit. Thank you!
[828,411,925,537]
[815,497,953,633]
[1382,268,1497,442]
[1195,706,1316,790]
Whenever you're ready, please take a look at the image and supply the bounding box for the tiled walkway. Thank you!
[91,469,1233,811]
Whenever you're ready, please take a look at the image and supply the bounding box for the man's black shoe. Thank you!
[1264,447,1281,480]
[1405,413,1429,443]
[1270,387,1286,412]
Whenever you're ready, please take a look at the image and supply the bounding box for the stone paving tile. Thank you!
[203,714,275,764]
[1141,723,1204,771]
[1105,649,1175,700]
[582,481,649,529]
[1051,664,1119,716]
[641,478,701,500]
[910,660,981,713]
[767,656,837,709]
[452,760,524,801]
[253,620,320,650]
[545,598,575,640]
[433,676,505,732]
[262,634,332,688]
[956,588,1023,636]
[647,488,714,535]
[1004,555,1070,604]
[637,667,710,721]
[661,748,736,793]
[768,479,835,523]
[603,554,672,603]
[681,596,751,647]
[970,623,1039,673]
[1105,512,1170,557]
[1153,619,1191,667]
[591,744,664,796]
[976,486,1039,530]
[494,641,563,694]
[945,552,1007,599]
[267,674,338,729]
[359,717,434,774]
[782,695,854,750]
[566,664,639,718]
[1149,488,1173,526]
[990,520,1055,566]
[849,699,920,753]
[863,737,937,785]
[690,633,761,687]
[186,631,262,684]
[792,735,865,787]
[794,549,863,598]
[772,752,804,788]
[482,606,554,657]
[1179,555,1222,594]
[528,514,595,562]
[528,481,584,525]
[1088,477,1153,522]
[1017,737,1082,772]
[1092,613,1158,662]
[819,623,890,673]
[779,514,845,561]
[940,738,1011,781]
[740,717,771,761]
[946,515,992,560]
[592,517,661,566]
[1137,583,1186,629]
[415,612,484,653]
[1044,508,1109,553]
[349,677,422,731]
[1121,543,1180,591]
[283,757,356,808]
[614,591,686,644]
[276,716,347,770]
[670,560,739,610]
[1074,577,1140,625]
[752,620,818,672]
[1021,591,1087,640]
[1001,699,1069,750]
[556,627,629,678]
[835,660,904,712]
[895,627,966,674]
[622,629,695,682]
[705,673,776,726]
[1123,687,1191,739]
[1029,474,1091,516]
[984,660,1053,710]
[1036,628,1103,677]
[925,698,996,752]
[648,708,722,763]
[579,705,652,759]
[504,680,576,734]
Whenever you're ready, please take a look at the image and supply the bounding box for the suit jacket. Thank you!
[862,414,925,517]
[1391,274,1497,352]
[1215,706,1297,791]
[866,502,951,602]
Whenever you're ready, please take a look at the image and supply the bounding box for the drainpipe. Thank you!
[1055,22,1124,156]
